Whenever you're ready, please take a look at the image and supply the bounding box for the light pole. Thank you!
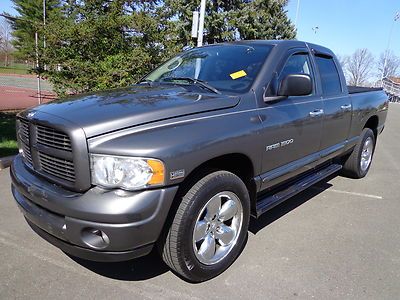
[381,12,400,83]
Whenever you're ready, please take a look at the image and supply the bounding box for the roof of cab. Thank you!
[213,40,305,47]
[203,40,335,57]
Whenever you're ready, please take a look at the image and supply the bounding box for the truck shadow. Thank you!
[249,179,334,234]
[67,248,169,281]
[68,177,335,281]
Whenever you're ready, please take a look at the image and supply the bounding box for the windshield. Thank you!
[144,44,273,93]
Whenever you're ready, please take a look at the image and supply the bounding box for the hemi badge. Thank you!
[170,169,185,180]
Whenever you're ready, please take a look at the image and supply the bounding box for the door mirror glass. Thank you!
[278,74,312,97]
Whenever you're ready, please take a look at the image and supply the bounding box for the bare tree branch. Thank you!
[345,48,374,86]
[0,18,13,66]
[378,50,400,79]
[336,54,348,70]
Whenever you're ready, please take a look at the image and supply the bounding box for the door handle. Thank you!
[309,109,324,117]
[340,104,352,110]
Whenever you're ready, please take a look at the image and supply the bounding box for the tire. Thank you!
[159,171,250,282]
[341,128,375,179]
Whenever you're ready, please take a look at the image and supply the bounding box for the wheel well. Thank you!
[364,115,379,138]
[177,154,257,213]
[157,153,257,247]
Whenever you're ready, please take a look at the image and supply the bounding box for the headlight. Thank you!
[90,154,165,190]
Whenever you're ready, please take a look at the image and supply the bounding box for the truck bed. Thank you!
[348,86,383,94]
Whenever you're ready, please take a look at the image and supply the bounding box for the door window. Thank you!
[265,52,314,98]
[280,53,312,79]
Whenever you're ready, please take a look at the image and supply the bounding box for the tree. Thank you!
[336,54,347,70]
[0,18,13,66]
[7,0,61,62]
[8,0,296,95]
[378,50,400,79]
[344,48,374,86]
[164,0,296,47]
[234,0,296,41]
[42,0,165,94]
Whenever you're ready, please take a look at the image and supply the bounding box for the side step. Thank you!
[255,164,342,218]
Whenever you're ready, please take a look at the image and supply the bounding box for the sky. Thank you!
[286,0,400,58]
[1,0,399,58]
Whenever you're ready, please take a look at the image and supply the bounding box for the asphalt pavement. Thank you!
[1,104,399,299]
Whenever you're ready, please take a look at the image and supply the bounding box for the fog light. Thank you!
[81,228,110,249]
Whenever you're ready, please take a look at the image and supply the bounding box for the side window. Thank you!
[280,53,312,79]
[315,56,342,96]
[265,53,313,97]
[265,52,314,98]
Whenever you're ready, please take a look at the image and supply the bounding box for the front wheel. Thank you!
[341,128,376,178]
[159,171,250,282]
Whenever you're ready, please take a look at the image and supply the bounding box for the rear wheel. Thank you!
[159,171,250,282]
[341,128,375,178]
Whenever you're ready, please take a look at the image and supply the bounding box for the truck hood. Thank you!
[25,85,240,137]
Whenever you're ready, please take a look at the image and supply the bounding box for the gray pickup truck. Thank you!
[10,40,388,282]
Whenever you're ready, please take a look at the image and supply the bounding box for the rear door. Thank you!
[258,48,324,190]
[314,54,352,152]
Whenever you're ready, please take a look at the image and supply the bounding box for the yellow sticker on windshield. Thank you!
[230,70,247,80]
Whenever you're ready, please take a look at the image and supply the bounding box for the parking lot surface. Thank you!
[1,104,399,299]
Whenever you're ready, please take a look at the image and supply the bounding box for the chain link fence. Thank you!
[0,73,55,110]
[0,62,55,111]
[0,16,55,111]
[382,77,400,103]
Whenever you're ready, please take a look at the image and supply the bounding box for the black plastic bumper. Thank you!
[10,155,178,262]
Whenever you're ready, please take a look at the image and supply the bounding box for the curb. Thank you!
[0,155,15,170]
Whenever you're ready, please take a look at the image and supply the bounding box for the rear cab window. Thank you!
[314,55,342,96]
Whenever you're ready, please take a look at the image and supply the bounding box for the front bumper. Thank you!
[10,155,178,262]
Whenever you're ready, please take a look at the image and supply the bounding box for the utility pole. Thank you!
[197,0,206,47]
[381,12,400,84]
[294,0,300,29]
[35,31,42,104]
[43,0,46,48]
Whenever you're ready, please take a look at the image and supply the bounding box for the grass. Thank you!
[0,63,30,75]
[0,68,29,75]
[0,112,18,157]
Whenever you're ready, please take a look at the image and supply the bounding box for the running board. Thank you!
[255,164,342,218]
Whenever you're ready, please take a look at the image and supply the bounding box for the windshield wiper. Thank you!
[161,77,221,94]
[138,79,154,86]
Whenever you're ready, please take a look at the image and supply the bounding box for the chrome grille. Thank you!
[20,119,30,141]
[22,143,33,165]
[37,125,72,151]
[38,152,75,182]
[18,118,76,184]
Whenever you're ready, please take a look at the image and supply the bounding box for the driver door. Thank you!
[258,49,324,191]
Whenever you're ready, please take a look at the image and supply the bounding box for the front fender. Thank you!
[88,108,264,187]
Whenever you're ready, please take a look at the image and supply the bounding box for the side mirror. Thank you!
[278,74,312,97]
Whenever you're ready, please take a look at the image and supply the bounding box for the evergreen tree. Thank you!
[8,0,61,61]
[235,0,296,40]
[8,0,295,95]
[43,0,165,94]
[164,0,296,47]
